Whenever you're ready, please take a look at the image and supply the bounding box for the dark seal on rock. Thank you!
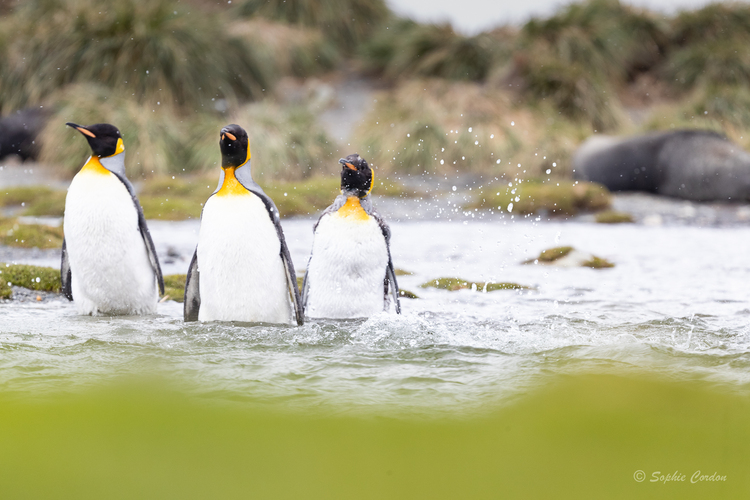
[572,130,750,201]
[0,108,49,162]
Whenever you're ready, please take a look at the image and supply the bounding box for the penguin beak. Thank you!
[221,128,237,141]
[339,158,357,171]
[66,122,96,138]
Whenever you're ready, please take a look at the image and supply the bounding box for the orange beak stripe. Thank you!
[345,162,357,171]
[225,132,237,141]
[77,127,96,138]
[221,134,225,141]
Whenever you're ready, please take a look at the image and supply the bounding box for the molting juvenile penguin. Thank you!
[62,122,164,315]
[301,154,400,319]
[183,124,303,325]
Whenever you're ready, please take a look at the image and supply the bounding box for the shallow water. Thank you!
[2,216,750,415]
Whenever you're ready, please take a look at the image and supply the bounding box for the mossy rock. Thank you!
[0,263,62,295]
[595,211,634,224]
[420,277,529,292]
[398,289,419,299]
[468,181,611,216]
[0,218,64,249]
[394,268,413,276]
[162,274,187,303]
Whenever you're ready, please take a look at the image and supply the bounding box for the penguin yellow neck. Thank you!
[335,196,370,222]
[80,156,111,176]
[216,166,248,197]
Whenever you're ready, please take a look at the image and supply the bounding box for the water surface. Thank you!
[3,214,749,415]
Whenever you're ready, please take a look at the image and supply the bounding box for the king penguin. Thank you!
[301,154,400,319]
[62,122,164,315]
[183,124,303,325]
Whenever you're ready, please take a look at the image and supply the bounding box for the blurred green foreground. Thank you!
[0,374,746,499]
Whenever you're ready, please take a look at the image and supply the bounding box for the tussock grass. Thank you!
[354,80,533,176]
[642,86,750,149]
[39,84,221,178]
[229,101,337,181]
[513,0,666,129]
[1,0,272,112]
[230,19,340,78]
[236,0,390,48]
[360,19,511,82]
[39,86,336,181]
[354,80,593,179]
[469,180,611,216]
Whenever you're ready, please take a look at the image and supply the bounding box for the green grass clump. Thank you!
[470,181,611,215]
[162,274,186,303]
[398,289,418,299]
[538,246,574,262]
[0,186,66,216]
[582,256,615,268]
[236,0,390,48]
[1,0,272,112]
[595,211,634,223]
[420,277,528,292]
[360,19,510,82]
[0,218,64,248]
[0,263,61,292]
[2,373,747,498]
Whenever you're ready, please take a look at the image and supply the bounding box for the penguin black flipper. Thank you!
[184,249,201,322]
[110,171,165,295]
[60,238,73,301]
[373,212,401,314]
[234,172,304,326]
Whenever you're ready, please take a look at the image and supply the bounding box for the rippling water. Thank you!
[2,217,750,414]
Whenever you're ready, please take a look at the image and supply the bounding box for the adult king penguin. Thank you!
[183,124,303,325]
[302,154,400,319]
[62,123,164,315]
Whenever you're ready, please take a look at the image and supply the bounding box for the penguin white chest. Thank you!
[305,209,389,319]
[197,192,292,324]
[64,168,157,315]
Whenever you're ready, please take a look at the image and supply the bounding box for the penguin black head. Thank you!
[66,122,123,158]
[219,124,250,168]
[340,154,373,198]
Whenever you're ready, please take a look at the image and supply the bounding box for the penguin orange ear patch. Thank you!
[77,127,96,138]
